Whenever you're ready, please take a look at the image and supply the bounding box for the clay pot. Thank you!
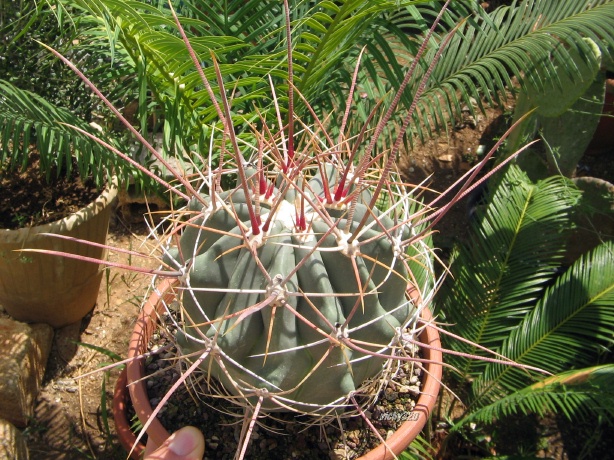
[0,178,118,328]
[113,367,145,459]
[114,279,443,459]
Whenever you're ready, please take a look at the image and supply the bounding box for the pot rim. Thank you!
[0,176,118,239]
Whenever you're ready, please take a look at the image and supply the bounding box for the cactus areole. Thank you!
[165,161,422,413]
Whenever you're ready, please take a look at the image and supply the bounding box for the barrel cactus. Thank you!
[164,157,428,412]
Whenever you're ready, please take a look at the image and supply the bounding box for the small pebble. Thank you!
[406,385,420,396]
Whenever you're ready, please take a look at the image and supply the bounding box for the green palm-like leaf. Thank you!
[68,0,299,158]
[403,0,614,143]
[437,168,614,435]
[453,365,614,430]
[0,79,121,186]
[468,240,614,409]
[438,165,580,378]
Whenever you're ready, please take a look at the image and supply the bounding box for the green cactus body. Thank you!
[166,164,417,412]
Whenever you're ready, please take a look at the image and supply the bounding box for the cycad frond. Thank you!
[438,165,580,378]
[453,365,614,430]
[401,0,614,142]
[179,0,284,46]
[0,79,120,185]
[467,240,614,409]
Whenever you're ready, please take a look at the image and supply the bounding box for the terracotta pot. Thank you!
[116,279,443,459]
[0,178,118,328]
[113,367,145,460]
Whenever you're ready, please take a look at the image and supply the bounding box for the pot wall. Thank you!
[0,179,117,328]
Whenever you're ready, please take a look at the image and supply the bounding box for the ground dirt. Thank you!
[2,95,612,459]
[19,218,159,460]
